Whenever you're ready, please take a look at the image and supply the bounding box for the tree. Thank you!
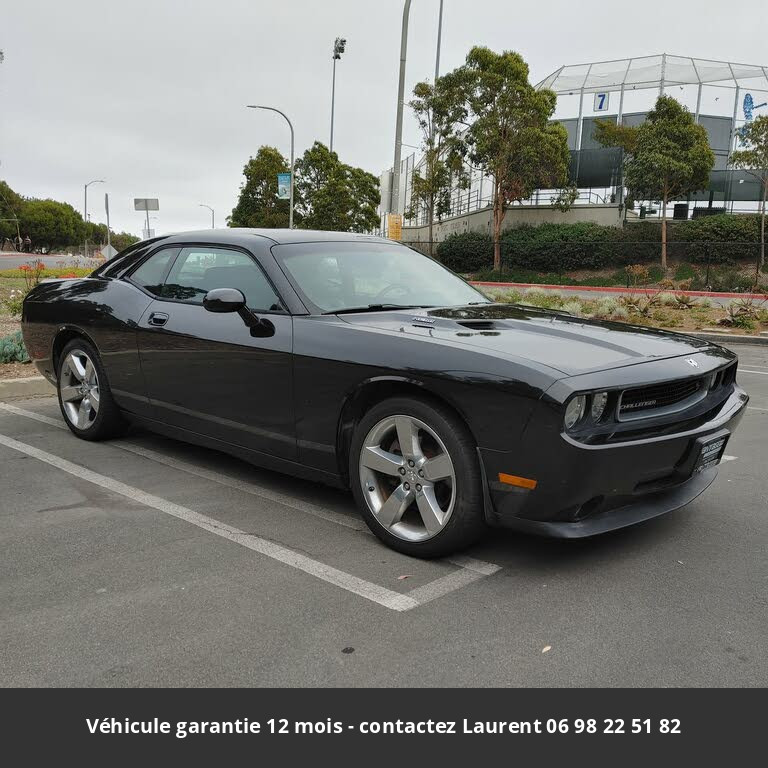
[111,231,140,252]
[228,146,292,228]
[406,76,468,255]
[598,96,714,270]
[450,47,572,271]
[18,199,84,252]
[294,141,379,232]
[593,119,638,155]
[0,180,24,243]
[730,115,768,280]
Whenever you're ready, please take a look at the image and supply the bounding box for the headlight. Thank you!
[591,391,609,421]
[564,395,586,430]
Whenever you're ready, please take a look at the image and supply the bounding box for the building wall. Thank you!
[401,204,624,244]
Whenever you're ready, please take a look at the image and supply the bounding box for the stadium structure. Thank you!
[382,53,768,239]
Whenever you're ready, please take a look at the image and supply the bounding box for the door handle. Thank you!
[148,312,169,327]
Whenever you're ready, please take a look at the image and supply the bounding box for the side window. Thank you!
[129,248,178,296]
[163,247,284,311]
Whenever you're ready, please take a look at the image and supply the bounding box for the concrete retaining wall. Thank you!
[402,204,623,245]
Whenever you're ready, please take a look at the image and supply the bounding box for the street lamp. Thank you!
[246,105,295,229]
[199,203,215,228]
[330,36,346,153]
[84,179,105,258]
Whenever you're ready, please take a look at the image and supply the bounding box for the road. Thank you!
[0,252,101,270]
[0,343,766,687]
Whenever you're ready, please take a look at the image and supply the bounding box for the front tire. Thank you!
[57,338,125,440]
[350,397,486,558]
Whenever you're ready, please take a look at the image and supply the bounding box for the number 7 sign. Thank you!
[593,92,609,112]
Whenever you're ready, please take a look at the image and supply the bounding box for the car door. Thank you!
[135,244,295,460]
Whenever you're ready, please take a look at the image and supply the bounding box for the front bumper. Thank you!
[479,385,748,537]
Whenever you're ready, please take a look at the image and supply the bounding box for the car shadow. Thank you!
[121,422,696,574]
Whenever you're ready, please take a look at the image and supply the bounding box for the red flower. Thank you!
[19,264,30,271]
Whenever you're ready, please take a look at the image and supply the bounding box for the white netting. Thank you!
[536,54,768,94]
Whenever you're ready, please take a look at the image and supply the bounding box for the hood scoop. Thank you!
[455,319,500,330]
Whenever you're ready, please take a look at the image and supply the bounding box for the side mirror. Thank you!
[202,287,276,338]
[203,287,246,313]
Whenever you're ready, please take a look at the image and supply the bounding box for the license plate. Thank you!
[694,435,728,473]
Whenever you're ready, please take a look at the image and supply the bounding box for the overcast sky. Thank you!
[2,0,766,236]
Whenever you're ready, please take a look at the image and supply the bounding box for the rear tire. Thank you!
[56,338,126,441]
[349,396,486,558]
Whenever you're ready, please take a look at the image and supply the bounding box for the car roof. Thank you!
[155,228,393,246]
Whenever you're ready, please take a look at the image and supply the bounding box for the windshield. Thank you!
[272,241,489,314]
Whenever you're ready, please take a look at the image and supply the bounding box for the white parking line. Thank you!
[747,406,768,412]
[0,431,418,612]
[0,402,502,607]
[116,441,366,532]
[0,402,363,531]
[740,369,768,376]
[0,402,63,428]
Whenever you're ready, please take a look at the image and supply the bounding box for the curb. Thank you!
[0,376,54,400]
[471,281,767,300]
[685,332,768,346]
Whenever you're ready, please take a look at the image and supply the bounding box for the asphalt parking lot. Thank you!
[1,343,766,688]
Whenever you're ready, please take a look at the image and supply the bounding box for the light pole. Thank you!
[84,179,105,258]
[199,204,215,228]
[330,36,346,153]
[391,1,444,215]
[391,0,412,215]
[246,105,295,229]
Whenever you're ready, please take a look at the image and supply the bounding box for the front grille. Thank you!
[619,378,701,417]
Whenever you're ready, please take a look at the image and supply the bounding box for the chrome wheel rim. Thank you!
[59,349,100,430]
[359,414,456,542]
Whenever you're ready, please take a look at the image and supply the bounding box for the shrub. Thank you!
[434,232,493,273]
[0,331,30,363]
[674,262,698,281]
[656,292,677,306]
[611,306,629,320]
[594,298,618,317]
[434,215,762,274]
[561,300,584,316]
[733,314,756,330]
[2,288,27,317]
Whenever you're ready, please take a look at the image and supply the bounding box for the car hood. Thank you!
[337,303,715,376]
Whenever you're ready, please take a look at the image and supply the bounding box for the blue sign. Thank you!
[277,172,291,200]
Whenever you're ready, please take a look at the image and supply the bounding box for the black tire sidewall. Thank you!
[56,338,122,440]
[349,396,485,558]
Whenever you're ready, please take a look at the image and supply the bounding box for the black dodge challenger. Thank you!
[21,229,748,557]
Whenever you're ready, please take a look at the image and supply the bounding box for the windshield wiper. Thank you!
[322,304,433,315]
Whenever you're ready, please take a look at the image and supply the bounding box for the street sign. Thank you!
[142,228,156,239]
[277,173,291,200]
[134,198,159,212]
[593,92,609,112]
[387,213,403,241]
[101,244,118,260]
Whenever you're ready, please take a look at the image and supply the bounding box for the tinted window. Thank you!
[129,248,177,296]
[163,246,283,311]
[273,241,488,313]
